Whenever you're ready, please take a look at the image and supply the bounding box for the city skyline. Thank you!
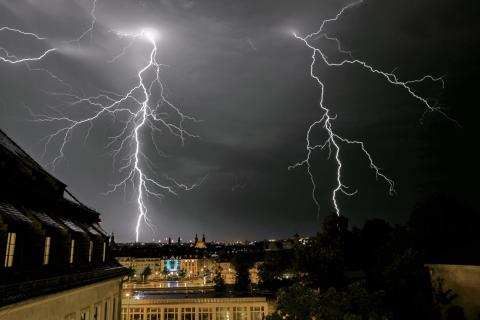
[0,0,478,242]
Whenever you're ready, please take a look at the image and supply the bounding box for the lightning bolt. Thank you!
[0,26,57,64]
[31,29,202,242]
[290,0,450,216]
[1,3,202,242]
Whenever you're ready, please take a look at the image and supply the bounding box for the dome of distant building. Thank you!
[193,234,207,249]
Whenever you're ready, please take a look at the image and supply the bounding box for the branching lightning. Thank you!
[35,29,202,242]
[1,0,453,237]
[0,27,56,64]
[1,3,202,242]
[289,0,449,216]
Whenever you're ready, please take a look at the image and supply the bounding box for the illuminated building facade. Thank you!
[0,129,129,319]
[118,257,204,281]
[121,294,269,320]
[117,257,258,286]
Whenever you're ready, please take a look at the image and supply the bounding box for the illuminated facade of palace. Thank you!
[117,257,259,285]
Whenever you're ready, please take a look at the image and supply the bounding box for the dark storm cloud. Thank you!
[0,0,478,242]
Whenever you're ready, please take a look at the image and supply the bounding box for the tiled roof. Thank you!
[59,218,85,234]
[0,202,33,225]
[31,211,65,231]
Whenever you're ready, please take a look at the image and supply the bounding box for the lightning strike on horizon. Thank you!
[290,0,448,216]
[1,3,202,242]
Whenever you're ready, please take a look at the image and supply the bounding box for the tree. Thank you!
[294,236,345,289]
[231,254,254,293]
[258,250,294,291]
[294,213,350,289]
[141,265,152,282]
[311,281,390,320]
[213,266,226,293]
[408,193,480,265]
[126,266,135,281]
[445,306,466,320]
[272,283,317,320]
[382,249,436,319]
[432,278,463,320]
[267,281,390,320]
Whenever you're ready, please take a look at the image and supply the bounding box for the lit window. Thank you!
[181,307,195,320]
[4,232,16,267]
[215,307,229,320]
[198,308,212,320]
[112,298,116,320]
[233,307,247,320]
[88,241,93,262]
[80,308,89,320]
[146,308,160,320]
[130,308,144,320]
[102,241,106,262]
[104,300,108,320]
[93,304,99,320]
[43,236,51,265]
[164,307,178,320]
[69,239,75,264]
[250,306,264,320]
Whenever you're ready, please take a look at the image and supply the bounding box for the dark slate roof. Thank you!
[0,129,64,188]
[0,202,33,225]
[59,218,85,234]
[62,197,100,220]
[0,130,31,159]
[31,211,65,231]
[93,223,109,237]
[77,222,101,236]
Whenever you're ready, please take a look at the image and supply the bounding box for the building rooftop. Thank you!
[0,128,129,307]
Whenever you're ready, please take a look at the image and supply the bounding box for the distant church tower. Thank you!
[194,233,207,249]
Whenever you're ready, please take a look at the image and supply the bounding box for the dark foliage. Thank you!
[231,253,255,293]
[409,193,480,265]
[260,199,474,319]
[141,265,152,282]
[267,281,391,320]
[213,266,226,293]
[258,250,294,291]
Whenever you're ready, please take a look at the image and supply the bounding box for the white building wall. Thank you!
[0,277,123,320]
[428,264,480,320]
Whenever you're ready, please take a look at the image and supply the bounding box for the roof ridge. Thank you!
[0,128,64,186]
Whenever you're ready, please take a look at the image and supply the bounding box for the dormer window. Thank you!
[43,236,51,265]
[69,239,75,264]
[88,241,93,263]
[102,241,106,262]
[4,232,16,267]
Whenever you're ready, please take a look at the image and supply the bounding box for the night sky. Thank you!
[0,0,478,242]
